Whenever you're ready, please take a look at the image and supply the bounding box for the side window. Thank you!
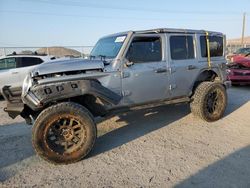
[170,36,194,60]
[16,57,43,68]
[126,36,162,63]
[200,36,223,57]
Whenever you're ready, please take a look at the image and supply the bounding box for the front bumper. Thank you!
[2,86,24,119]
[228,75,250,85]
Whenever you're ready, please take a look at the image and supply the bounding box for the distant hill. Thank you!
[36,47,82,57]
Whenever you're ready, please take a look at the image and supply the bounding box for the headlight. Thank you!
[22,74,32,97]
[226,69,233,76]
[230,57,234,62]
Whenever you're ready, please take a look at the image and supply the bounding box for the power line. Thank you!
[21,0,248,15]
[0,10,244,22]
[0,41,26,46]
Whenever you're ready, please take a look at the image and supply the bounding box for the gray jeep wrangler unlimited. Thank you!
[2,28,230,164]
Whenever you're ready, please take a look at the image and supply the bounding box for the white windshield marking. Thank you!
[115,36,126,43]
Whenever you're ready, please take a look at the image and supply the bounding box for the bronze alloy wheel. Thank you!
[44,115,87,155]
[32,102,96,164]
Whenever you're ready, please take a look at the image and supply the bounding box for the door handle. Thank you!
[11,72,19,74]
[187,65,197,70]
[155,68,167,73]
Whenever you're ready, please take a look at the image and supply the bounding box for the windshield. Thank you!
[90,35,127,58]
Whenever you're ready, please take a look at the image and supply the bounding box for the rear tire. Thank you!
[32,102,96,164]
[190,82,227,122]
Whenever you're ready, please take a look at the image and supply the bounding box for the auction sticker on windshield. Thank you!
[115,36,126,43]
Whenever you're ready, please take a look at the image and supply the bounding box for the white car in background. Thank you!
[0,54,56,94]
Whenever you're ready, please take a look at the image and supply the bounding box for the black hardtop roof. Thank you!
[104,28,223,38]
[134,28,223,35]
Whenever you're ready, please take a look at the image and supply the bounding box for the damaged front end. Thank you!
[2,58,121,124]
[227,61,250,85]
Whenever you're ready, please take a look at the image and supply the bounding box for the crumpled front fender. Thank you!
[23,79,122,111]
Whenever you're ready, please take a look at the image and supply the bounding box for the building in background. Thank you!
[227,36,250,54]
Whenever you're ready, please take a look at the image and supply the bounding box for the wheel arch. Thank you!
[191,69,220,96]
[66,93,109,117]
[23,79,122,119]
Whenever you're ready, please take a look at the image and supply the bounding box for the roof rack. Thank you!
[6,51,48,56]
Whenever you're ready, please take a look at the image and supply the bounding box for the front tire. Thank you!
[32,102,96,164]
[190,82,227,122]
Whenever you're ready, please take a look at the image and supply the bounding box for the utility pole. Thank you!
[241,12,246,47]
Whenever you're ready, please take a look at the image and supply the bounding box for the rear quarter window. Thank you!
[200,36,224,57]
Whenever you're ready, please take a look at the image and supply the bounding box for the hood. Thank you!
[237,61,250,68]
[231,55,247,62]
[232,57,250,68]
[31,58,105,76]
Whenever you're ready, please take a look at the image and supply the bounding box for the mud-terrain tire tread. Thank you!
[32,102,96,165]
[190,81,227,122]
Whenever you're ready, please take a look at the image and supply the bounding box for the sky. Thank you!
[0,0,249,47]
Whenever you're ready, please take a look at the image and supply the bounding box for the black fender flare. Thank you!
[189,69,220,96]
[194,69,219,82]
[24,79,122,110]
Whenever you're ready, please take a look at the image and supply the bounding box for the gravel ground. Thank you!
[0,86,250,188]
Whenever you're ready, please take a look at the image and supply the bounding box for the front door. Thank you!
[121,34,170,105]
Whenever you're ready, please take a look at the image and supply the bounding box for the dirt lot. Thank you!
[0,86,250,187]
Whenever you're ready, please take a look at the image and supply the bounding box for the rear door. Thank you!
[168,34,205,97]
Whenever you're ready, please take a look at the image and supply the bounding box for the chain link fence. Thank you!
[0,46,94,58]
[226,44,250,54]
[1,44,249,58]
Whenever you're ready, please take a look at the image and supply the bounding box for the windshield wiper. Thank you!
[98,55,112,65]
[89,55,106,61]
[98,55,106,61]
[89,55,110,65]
[89,55,96,60]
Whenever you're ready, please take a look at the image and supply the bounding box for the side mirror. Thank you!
[125,45,135,67]
[125,60,134,67]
